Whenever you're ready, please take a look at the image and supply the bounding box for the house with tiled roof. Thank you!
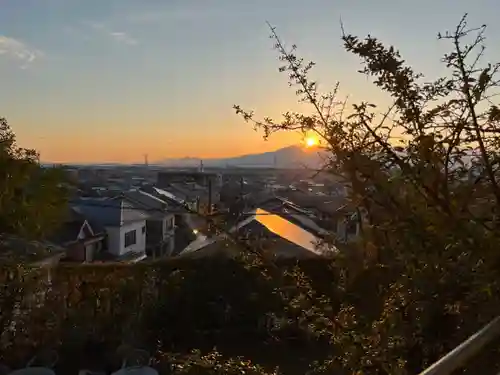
[258,194,361,242]
[50,207,106,262]
[143,186,200,255]
[180,208,338,259]
[116,190,176,258]
[71,197,148,263]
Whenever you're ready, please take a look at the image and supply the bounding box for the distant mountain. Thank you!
[156,145,328,169]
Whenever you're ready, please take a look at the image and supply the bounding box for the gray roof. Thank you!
[233,208,333,255]
[180,208,337,257]
[164,182,207,202]
[153,187,185,205]
[113,198,149,224]
[49,207,101,245]
[123,190,168,211]
[274,192,349,215]
[120,190,173,219]
[72,197,148,227]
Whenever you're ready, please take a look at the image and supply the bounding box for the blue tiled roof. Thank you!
[72,197,147,227]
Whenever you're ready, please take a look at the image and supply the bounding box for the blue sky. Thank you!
[0,0,498,163]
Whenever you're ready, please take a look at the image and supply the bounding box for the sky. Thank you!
[0,0,499,163]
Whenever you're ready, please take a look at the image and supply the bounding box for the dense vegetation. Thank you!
[0,117,69,240]
[0,259,337,375]
[3,14,500,375]
[234,14,500,374]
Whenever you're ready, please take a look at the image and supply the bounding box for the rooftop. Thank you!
[234,208,334,256]
[72,197,148,228]
[275,191,350,215]
[180,208,336,257]
[118,190,172,219]
[124,190,168,211]
[152,187,185,205]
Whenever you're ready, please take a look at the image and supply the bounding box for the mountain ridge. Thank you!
[156,145,327,169]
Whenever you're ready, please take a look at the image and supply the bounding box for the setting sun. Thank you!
[305,137,318,148]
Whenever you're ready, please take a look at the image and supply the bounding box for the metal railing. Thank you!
[418,316,500,375]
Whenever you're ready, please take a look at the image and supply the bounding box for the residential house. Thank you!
[117,190,176,258]
[72,197,148,262]
[50,207,106,262]
[180,208,337,259]
[157,171,221,213]
[145,186,198,254]
[258,194,361,242]
[165,182,220,214]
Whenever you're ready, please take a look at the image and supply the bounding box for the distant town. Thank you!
[27,150,360,265]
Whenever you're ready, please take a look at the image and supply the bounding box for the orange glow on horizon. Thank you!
[30,132,302,164]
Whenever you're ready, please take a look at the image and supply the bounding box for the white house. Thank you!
[73,197,148,262]
[119,190,176,258]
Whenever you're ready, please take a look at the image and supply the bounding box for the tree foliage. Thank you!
[234,14,500,374]
[0,117,69,239]
[0,260,335,375]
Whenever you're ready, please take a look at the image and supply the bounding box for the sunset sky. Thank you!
[1,0,499,163]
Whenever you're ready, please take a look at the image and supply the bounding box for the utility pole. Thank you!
[240,177,244,200]
[239,176,245,215]
[208,178,212,215]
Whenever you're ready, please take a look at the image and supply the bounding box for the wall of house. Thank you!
[84,242,97,261]
[162,214,175,256]
[142,215,176,258]
[164,236,175,256]
[163,214,175,239]
[105,220,146,256]
[65,239,102,263]
[66,242,85,262]
[146,219,163,246]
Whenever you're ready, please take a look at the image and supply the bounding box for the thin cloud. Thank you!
[83,21,138,46]
[0,36,42,69]
[109,31,138,45]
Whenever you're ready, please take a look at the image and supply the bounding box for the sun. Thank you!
[305,137,318,148]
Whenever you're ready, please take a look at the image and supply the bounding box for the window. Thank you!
[124,230,136,247]
[142,226,146,234]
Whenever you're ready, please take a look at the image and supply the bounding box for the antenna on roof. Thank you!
[144,154,149,168]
